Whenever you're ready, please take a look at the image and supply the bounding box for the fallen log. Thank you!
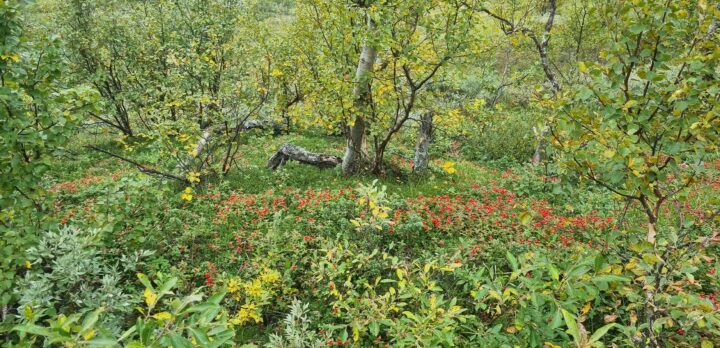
[175,118,284,173]
[267,143,341,170]
[242,119,285,134]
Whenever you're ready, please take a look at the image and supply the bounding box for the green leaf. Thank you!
[549,308,563,330]
[369,321,379,337]
[186,303,219,314]
[568,265,591,278]
[168,332,193,348]
[86,338,121,347]
[136,273,153,291]
[591,275,630,283]
[548,263,560,281]
[189,328,210,345]
[628,23,648,34]
[206,291,226,305]
[588,323,618,343]
[561,309,580,343]
[207,330,234,348]
[12,324,53,337]
[158,277,178,295]
[81,307,104,333]
[506,251,518,272]
[117,326,137,342]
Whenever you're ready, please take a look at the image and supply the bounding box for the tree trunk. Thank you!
[267,143,341,170]
[530,0,557,165]
[342,17,377,175]
[372,144,385,175]
[531,126,547,165]
[413,111,434,173]
[343,117,369,174]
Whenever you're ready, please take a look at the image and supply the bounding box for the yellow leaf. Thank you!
[622,100,637,112]
[270,68,284,78]
[603,149,616,158]
[353,326,360,342]
[578,62,588,73]
[1,53,19,62]
[144,288,157,307]
[82,329,95,340]
[153,312,173,321]
[581,302,591,315]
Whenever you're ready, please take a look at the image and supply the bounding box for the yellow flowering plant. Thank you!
[220,267,284,327]
[441,161,457,175]
[180,187,193,201]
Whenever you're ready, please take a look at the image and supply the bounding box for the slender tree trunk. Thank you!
[531,0,558,165]
[342,18,377,175]
[372,144,385,175]
[413,111,434,173]
[531,126,547,165]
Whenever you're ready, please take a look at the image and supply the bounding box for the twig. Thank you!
[84,145,189,183]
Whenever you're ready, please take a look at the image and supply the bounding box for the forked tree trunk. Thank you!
[267,143,341,170]
[413,111,434,173]
[342,17,377,175]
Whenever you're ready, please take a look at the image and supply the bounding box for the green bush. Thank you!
[9,274,235,347]
[16,226,152,331]
[461,110,537,163]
